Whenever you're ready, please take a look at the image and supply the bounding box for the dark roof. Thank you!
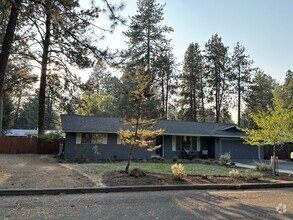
[61,115,246,138]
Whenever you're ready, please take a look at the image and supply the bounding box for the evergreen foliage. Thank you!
[231,42,253,126]
[242,70,276,128]
[178,42,205,121]
[121,0,176,118]
[204,34,232,123]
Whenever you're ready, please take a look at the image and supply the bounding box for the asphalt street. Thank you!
[0,188,292,220]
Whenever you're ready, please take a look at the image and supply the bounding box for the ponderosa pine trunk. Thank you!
[200,76,205,122]
[215,65,220,123]
[0,0,22,134]
[38,4,51,136]
[237,65,241,126]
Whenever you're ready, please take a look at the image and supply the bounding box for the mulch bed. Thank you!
[102,170,293,187]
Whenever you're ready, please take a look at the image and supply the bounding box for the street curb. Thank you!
[1,182,293,196]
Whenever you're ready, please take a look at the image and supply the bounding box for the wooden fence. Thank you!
[264,143,293,160]
[0,137,62,154]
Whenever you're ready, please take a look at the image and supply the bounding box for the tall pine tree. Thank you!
[178,42,205,121]
[204,34,232,123]
[231,42,253,126]
[22,0,125,135]
[242,69,276,128]
[121,0,175,118]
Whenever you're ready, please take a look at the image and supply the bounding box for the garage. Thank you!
[220,139,260,159]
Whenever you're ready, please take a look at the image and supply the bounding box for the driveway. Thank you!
[234,159,293,174]
[0,154,96,189]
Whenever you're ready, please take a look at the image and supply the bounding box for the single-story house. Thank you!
[61,114,264,161]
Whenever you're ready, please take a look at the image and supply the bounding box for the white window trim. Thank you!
[172,136,176,151]
[117,134,121,145]
[76,133,81,144]
[76,133,108,144]
[103,134,108,144]
[196,136,201,151]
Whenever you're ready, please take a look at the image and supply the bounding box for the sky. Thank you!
[81,0,293,83]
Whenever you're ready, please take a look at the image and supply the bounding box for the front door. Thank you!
[155,136,163,157]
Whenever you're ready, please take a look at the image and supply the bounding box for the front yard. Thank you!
[65,161,293,186]
[66,161,245,178]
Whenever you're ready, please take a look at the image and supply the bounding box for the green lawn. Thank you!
[66,162,246,179]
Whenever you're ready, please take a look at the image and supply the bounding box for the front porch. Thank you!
[157,135,216,159]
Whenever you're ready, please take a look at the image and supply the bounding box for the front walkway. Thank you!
[235,159,293,174]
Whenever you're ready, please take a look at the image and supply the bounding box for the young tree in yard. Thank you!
[243,106,293,175]
[118,64,164,173]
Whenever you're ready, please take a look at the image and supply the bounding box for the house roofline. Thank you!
[63,130,245,138]
[221,125,237,131]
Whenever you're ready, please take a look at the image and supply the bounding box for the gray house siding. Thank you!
[200,137,216,159]
[162,135,178,159]
[64,132,153,161]
[64,132,263,161]
[215,138,221,160]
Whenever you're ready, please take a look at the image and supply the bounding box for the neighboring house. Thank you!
[61,115,264,161]
[5,129,38,137]
[5,129,64,137]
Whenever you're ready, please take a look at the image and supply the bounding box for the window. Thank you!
[117,135,121,144]
[76,133,107,144]
[172,136,197,151]
[196,137,201,151]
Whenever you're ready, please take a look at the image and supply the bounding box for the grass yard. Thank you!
[66,161,246,180]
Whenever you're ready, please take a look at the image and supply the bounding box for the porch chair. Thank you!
[182,148,196,160]
[201,150,208,159]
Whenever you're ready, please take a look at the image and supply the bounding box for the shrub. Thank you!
[254,161,271,171]
[219,152,231,165]
[229,169,240,178]
[243,169,264,180]
[38,132,64,142]
[171,163,187,181]
[151,154,164,161]
[172,155,178,162]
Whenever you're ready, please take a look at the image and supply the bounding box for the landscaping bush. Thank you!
[172,155,178,162]
[219,152,231,165]
[229,169,240,178]
[171,163,187,181]
[151,154,164,161]
[129,168,146,178]
[38,132,64,142]
[254,161,271,171]
[243,169,263,180]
